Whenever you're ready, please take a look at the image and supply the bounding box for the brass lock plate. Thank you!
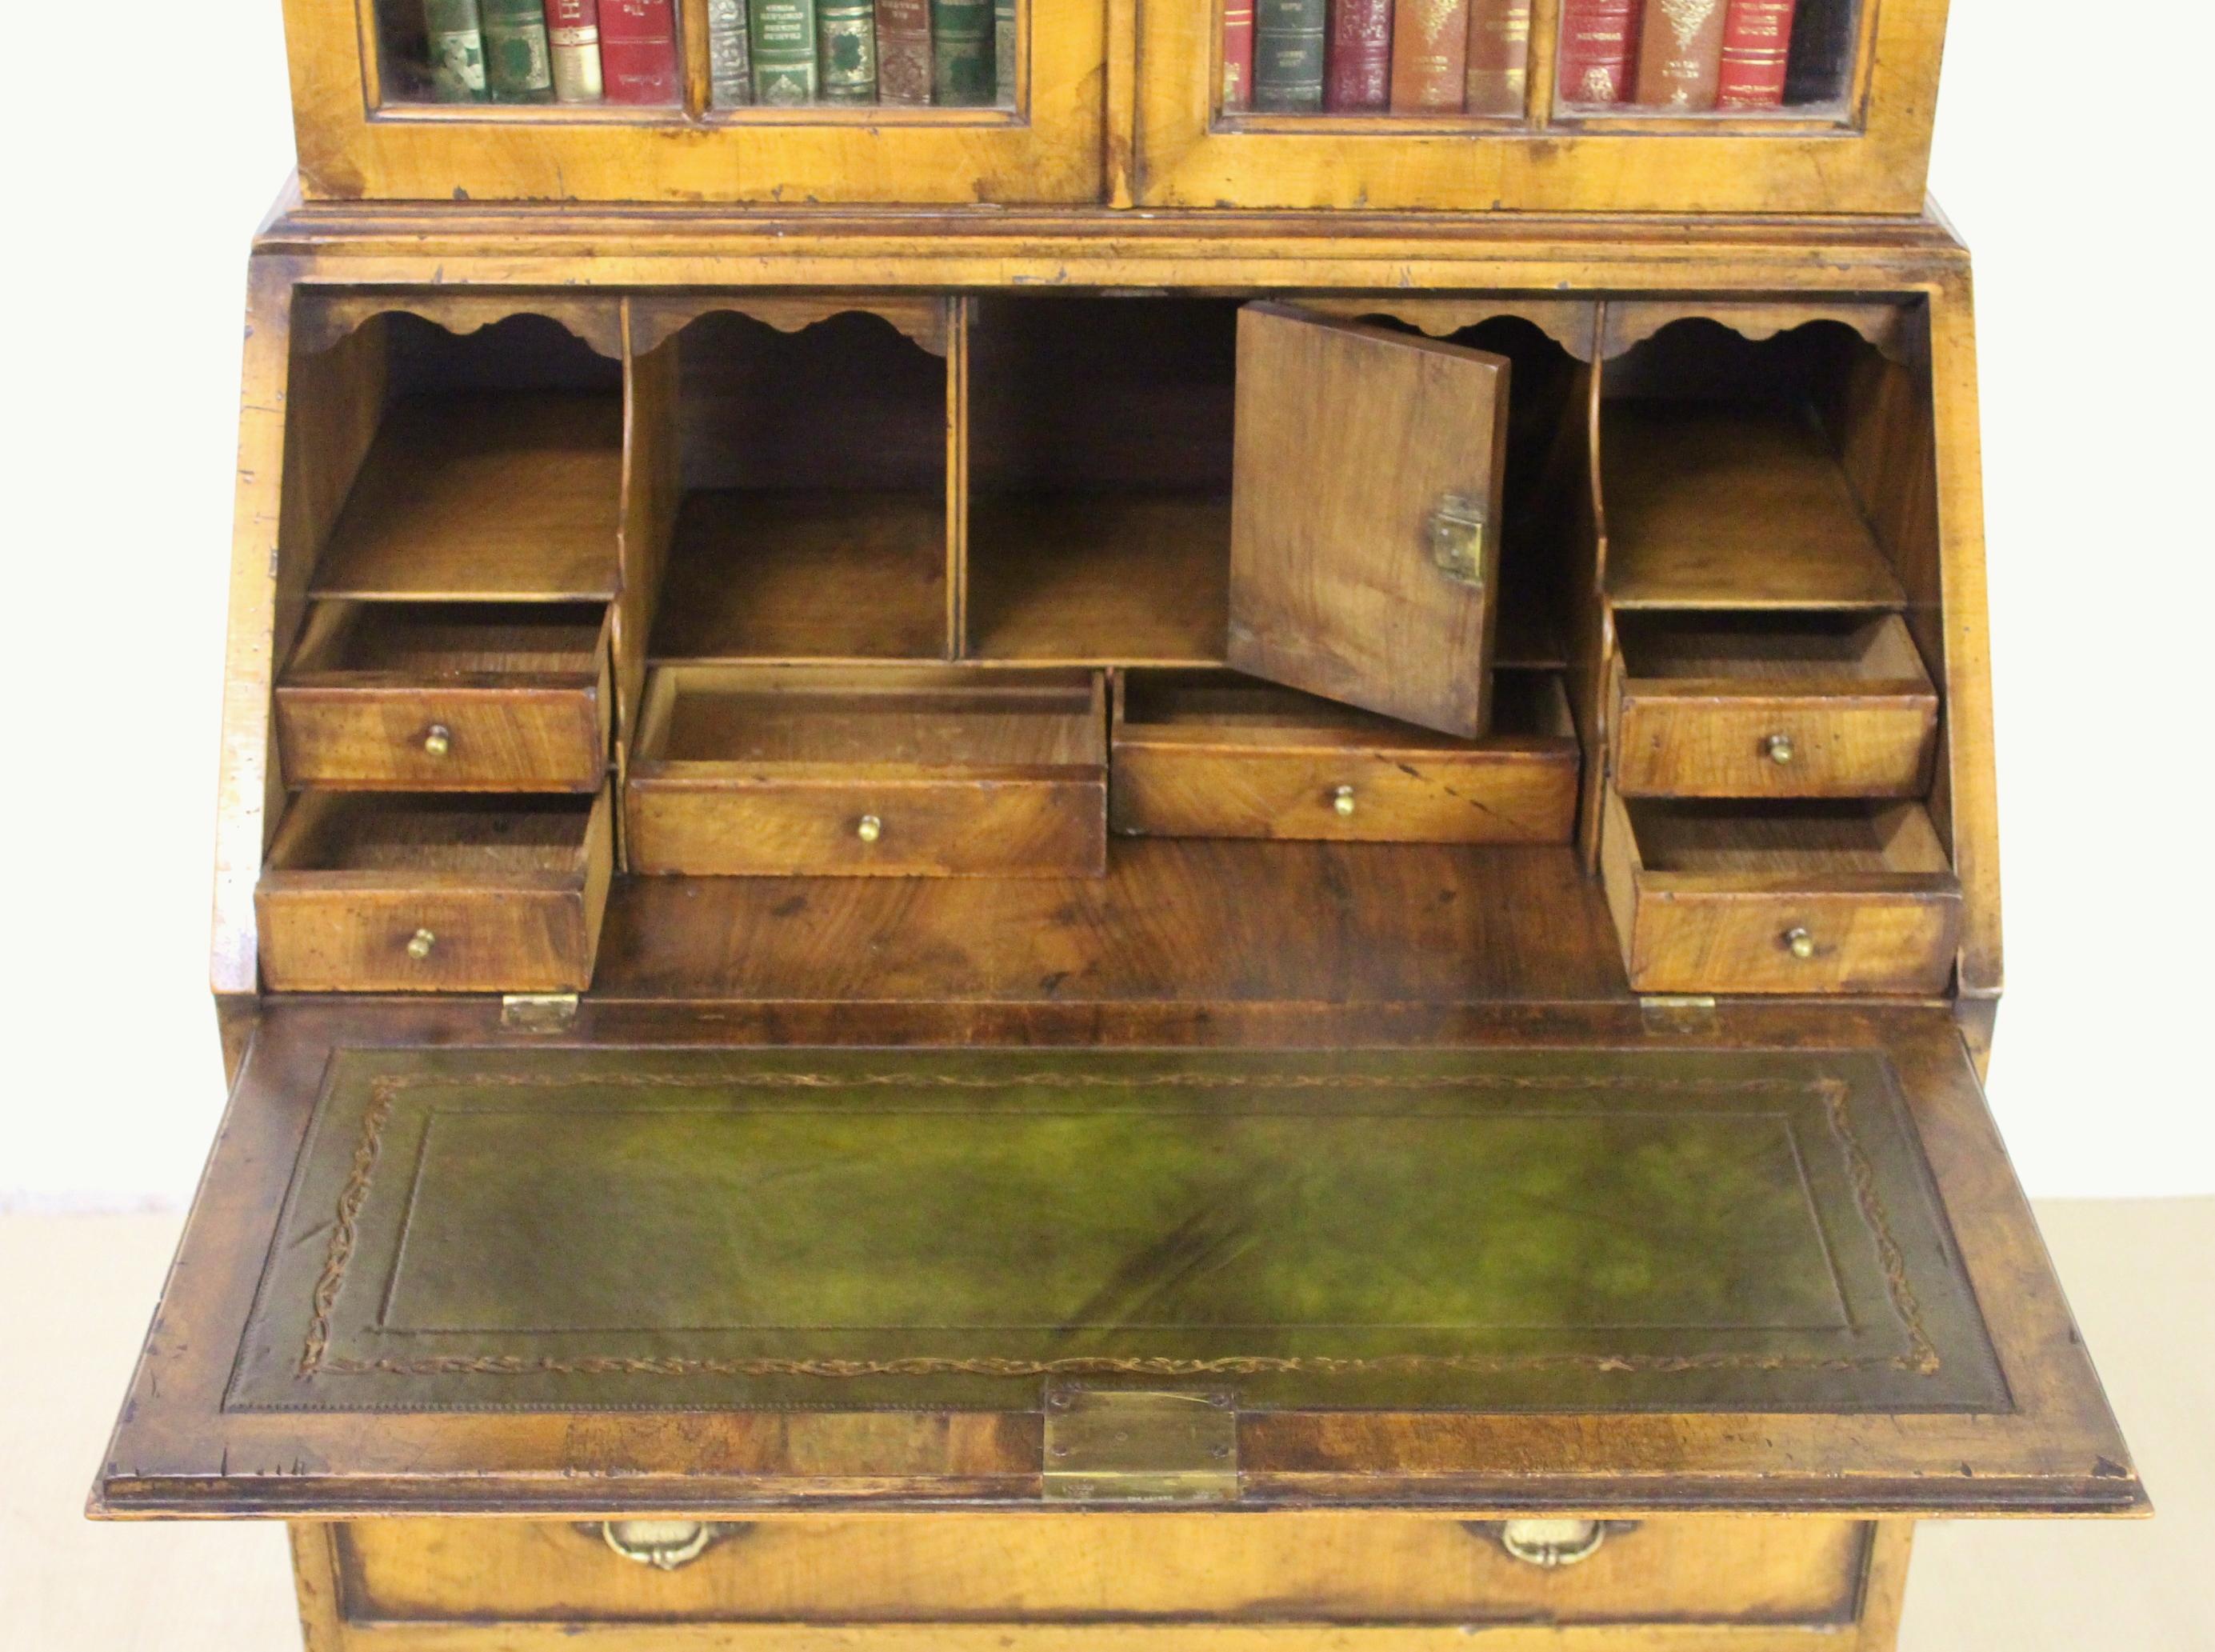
[1428,494,1488,588]
[1042,1387,1239,1503]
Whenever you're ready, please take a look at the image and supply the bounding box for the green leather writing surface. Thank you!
[227,1046,2005,1414]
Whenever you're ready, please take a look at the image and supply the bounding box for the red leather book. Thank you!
[1221,0,1255,109]
[543,0,604,101]
[1715,0,1795,106]
[1462,0,1527,114]
[1387,0,1466,111]
[1557,0,1638,105]
[1634,0,1725,108]
[598,0,679,102]
[878,0,932,102]
[1324,0,1392,110]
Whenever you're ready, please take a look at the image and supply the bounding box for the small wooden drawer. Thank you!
[626,666,1107,878]
[1612,613,1938,799]
[1601,789,1961,995]
[275,601,610,792]
[1112,670,1580,844]
[331,1514,1872,1630]
[255,790,612,992]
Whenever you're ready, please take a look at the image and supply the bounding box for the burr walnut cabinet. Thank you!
[91,2,2142,1644]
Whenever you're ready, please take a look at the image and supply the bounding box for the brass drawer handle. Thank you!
[1783,926,1817,960]
[855,814,883,844]
[423,724,453,758]
[602,1520,715,1570]
[405,928,437,961]
[1763,732,1795,765]
[1331,785,1357,818]
[1498,1518,1610,1568]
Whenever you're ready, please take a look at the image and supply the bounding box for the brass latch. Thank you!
[1042,1387,1238,1503]
[501,993,580,1033]
[1428,494,1488,588]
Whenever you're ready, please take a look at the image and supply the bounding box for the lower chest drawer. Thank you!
[318,1514,1874,1634]
[254,789,613,991]
[275,601,611,791]
[625,666,1108,878]
[1601,789,1961,994]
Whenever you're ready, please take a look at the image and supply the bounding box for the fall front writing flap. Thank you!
[1226,304,1509,739]
[96,1002,2141,1517]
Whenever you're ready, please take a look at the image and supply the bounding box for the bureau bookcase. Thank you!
[94,2,2139,1646]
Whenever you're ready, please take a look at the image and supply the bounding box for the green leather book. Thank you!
[818,0,879,102]
[480,0,555,101]
[930,0,994,104]
[751,0,821,102]
[1252,0,1325,111]
[419,0,489,101]
[994,0,1015,104]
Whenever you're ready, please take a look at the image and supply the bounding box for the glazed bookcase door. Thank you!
[293,0,1104,201]
[1133,0,1943,211]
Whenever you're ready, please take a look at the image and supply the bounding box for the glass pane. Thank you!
[1227,0,1533,117]
[377,0,686,106]
[1557,0,1860,114]
[711,0,1019,108]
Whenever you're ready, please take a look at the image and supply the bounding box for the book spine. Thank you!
[876,0,930,101]
[1323,0,1392,111]
[422,0,490,100]
[482,0,555,100]
[1633,0,1725,107]
[1387,0,1467,110]
[819,0,878,100]
[930,0,994,103]
[1462,0,1528,114]
[1557,0,1638,105]
[1251,0,1325,111]
[994,0,1015,102]
[1221,0,1254,110]
[600,0,679,101]
[543,0,603,101]
[1714,0,1793,106]
[751,0,821,101]
[709,0,754,103]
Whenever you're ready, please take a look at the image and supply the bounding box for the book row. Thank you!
[407,0,1014,107]
[1223,0,1810,115]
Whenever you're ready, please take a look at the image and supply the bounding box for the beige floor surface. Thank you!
[2,1200,2207,1650]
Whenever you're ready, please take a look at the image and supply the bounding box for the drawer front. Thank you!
[274,685,607,791]
[1625,887,1961,995]
[627,777,1107,878]
[1111,746,1577,844]
[334,1515,1870,1627]
[255,883,600,993]
[1613,694,1937,799]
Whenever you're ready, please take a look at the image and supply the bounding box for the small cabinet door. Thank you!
[1227,304,1509,738]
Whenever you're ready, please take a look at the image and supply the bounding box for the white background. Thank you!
[1,0,2208,1206]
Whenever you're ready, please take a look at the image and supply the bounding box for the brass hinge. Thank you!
[1640,994,1719,1034]
[1428,494,1488,588]
[1042,1387,1238,1504]
[501,993,579,1033]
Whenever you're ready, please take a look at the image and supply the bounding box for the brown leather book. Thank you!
[1387,0,1469,111]
[1634,0,1727,109]
[1462,0,1529,114]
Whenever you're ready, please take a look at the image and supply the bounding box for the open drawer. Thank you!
[626,665,1108,877]
[95,1003,2137,1518]
[1612,613,1938,799]
[276,601,611,791]
[254,790,613,992]
[1110,670,1578,843]
[1601,790,1961,995]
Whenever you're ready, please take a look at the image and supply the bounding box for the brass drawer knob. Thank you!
[406,928,437,961]
[1498,1518,1609,1568]
[1784,926,1817,960]
[855,814,883,844]
[1331,785,1357,818]
[601,1520,714,1570]
[1763,733,1795,765]
[423,724,453,758]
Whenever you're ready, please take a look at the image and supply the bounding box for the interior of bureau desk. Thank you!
[266,291,1949,1007]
